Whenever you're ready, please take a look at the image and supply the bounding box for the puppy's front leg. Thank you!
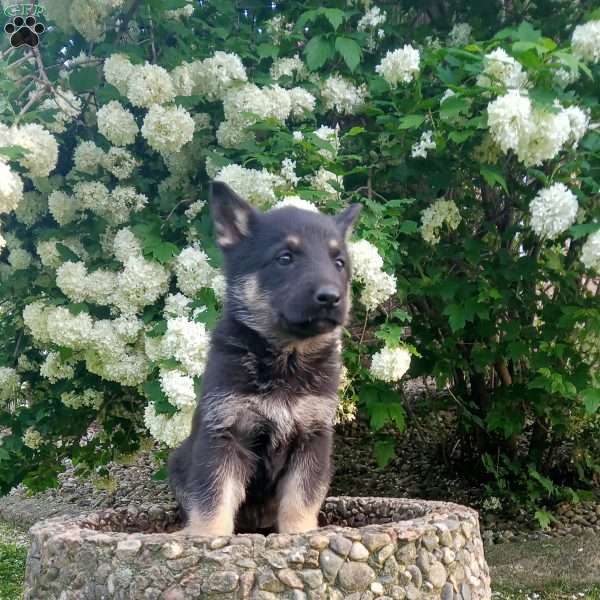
[182,434,251,537]
[277,429,332,534]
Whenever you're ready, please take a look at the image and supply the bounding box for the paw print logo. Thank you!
[4,15,45,48]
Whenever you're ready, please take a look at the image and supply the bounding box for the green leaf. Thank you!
[304,36,334,71]
[569,223,600,240]
[582,389,600,415]
[147,320,167,338]
[70,67,100,92]
[152,466,168,481]
[151,241,179,263]
[480,165,509,194]
[0,145,29,160]
[534,509,552,530]
[374,438,395,468]
[399,220,418,234]
[335,37,361,72]
[346,126,366,137]
[443,303,466,332]
[323,8,345,31]
[143,380,177,417]
[440,95,469,120]
[397,114,425,130]
[55,243,80,262]
[448,130,473,143]
[257,43,278,60]
[515,21,541,42]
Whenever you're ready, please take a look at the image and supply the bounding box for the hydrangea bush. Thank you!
[0,0,599,519]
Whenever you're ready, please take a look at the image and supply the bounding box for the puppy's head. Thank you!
[211,181,361,342]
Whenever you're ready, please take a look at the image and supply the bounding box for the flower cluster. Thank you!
[272,196,319,213]
[173,245,223,299]
[321,75,367,115]
[0,122,59,178]
[375,45,420,87]
[22,427,43,450]
[487,91,585,166]
[270,55,307,81]
[215,164,284,206]
[581,230,600,272]
[477,48,528,90]
[411,130,436,159]
[572,20,600,64]
[141,104,195,154]
[448,23,472,46]
[420,199,462,245]
[348,240,397,310]
[144,402,194,448]
[60,389,104,410]
[529,183,578,239]
[97,101,139,146]
[357,6,386,50]
[0,367,20,405]
[39,88,82,133]
[370,345,411,382]
[40,352,75,383]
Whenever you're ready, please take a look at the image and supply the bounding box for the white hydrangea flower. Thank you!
[272,196,319,213]
[0,162,24,214]
[159,368,197,409]
[97,101,139,146]
[163,293,191,319]
[215,120,253,149]
[348,240,396,310]
[0,367,20,405]
[420,199,462,245]
[448,22,472,46]
[40,352,75,383]
[308,168,344,196]
[516,105,571,167]
[280,158,299,187]
[86,269,119,305]
[191,51,248,101]
[48,191,79,226]
[126,63,176,108]
[73,141,106,174]
[164,0,194,20]
[184,200,206,220]
[39,88,82,133]
[554,65,580,88]
[113,255,170,315]
[102,147,139,180]
[265,14,293,43]
[314,125,340,160]
[321,75,367,115]
[61,389,104,410]
[293,131,304,142]
[441,89,456,103]
[358,6,386,31]
[161,317,211,377]
[103,53,135,95]
[564,105,589,148]
[170,62,194,96]
[46,306,94,350]
[15,191,47,226]
[270,55,307,81]
[22,427,43,450]
[69,0,122,42]
[581,230,600,272]
[411,130,436,159]
[37,238,86,269]
[101,185,147,225]
[11,124,58,177]
[8,248,32,271]
[215,164,284,207]
[85,346,150,387]
[487,90,532,154]
[375,45,420,86]
[113,227,142,263]
[477,48,528,89]
[370,345,411,382]
[572,20,600,64]
[23,301,52,343]
[173,245,219,297]
[141,104,195,154]
[144,402,194,447]
[288,87,316,119]
[529,183,578,239]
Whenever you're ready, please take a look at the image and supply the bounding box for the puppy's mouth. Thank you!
[280,315,340,338]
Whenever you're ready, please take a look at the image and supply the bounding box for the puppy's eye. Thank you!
[276,251,293,266]
[334,257,345,270]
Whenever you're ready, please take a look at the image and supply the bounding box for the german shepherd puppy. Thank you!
[169,181,361,536]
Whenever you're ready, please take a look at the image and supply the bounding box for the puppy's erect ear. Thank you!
[334,203,362,239]
[210,181,257,249]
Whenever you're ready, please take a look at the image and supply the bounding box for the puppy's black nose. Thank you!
[315,286,341,307]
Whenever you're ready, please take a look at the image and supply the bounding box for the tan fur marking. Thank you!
[215,223,235,247]
[233,208,249,237]
[328,239,340,250]
[183,474,244,537]
[277,470,326,534]
[286,234,301,248]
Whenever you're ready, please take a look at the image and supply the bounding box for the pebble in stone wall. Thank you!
[24,496,491,600]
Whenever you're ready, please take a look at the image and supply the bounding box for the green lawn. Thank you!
[0,525,26,600]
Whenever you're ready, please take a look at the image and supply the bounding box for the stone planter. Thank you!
[25,496,491,599]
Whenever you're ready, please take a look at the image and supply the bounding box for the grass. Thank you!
[1,520,600,599]
[0,523,27,600]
